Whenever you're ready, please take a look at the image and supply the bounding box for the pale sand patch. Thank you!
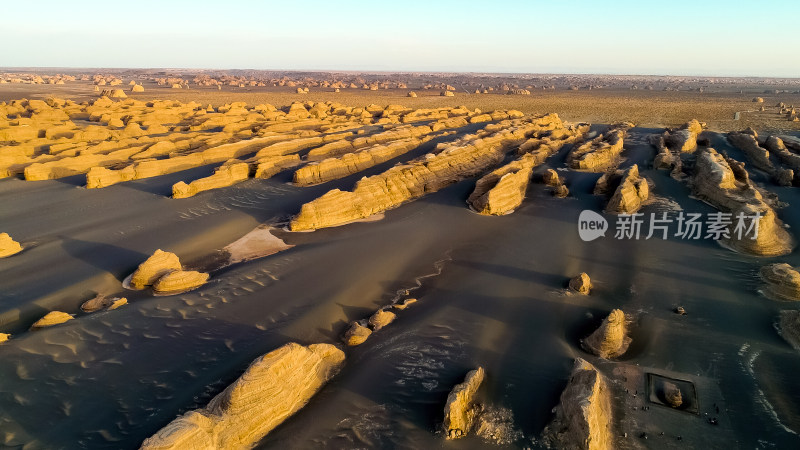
[224,226,294,264]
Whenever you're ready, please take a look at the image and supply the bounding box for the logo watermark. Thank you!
[578,210,761,242]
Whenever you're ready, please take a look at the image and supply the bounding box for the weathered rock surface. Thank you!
[602,164,649,214]
[153,270,209,295]
[342,322,372,346]
[542,169,561,186]
[779,310,800,351]
[291,115,563,230]
[691,148,793,255]
[129,249,182,290]
[765,136,800,180]
[582,309,631,359]
[0,232,23,257]
[30,311,74,330]
[664,119,705,153]
[663,382,683,408]
[569,273,592,294]
[140,343,345,449]
[173,162,250,198]
[568,125,628,172]
[81,295,128,312]
[727,131,793,186]
[443,367,485,439]
[760,263,800,301]
[368,309,396,330]
[542,358,612,450]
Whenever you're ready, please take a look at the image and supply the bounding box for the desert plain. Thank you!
[0,69,799,449]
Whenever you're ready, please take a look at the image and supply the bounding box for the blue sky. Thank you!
[2,0,798,77]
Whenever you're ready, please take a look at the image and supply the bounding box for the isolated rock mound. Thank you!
[368,309,396,330]
[30,311,74,330]
[602,164,649,214]
[81,295,128,312]
[691,148,793,256]
[140,343,345,449]
[153,270,209,295]
[443,367,485,439]
[663,382,683,408]
[779,310,800,351]
[0,233,23,257]
[569,273,592,294]
[568,125,629,172]
[342,322,372,346]
[760,263,800,301]
[583,309,631,359]
[542,358,612,450]
[129,249,182,290]
[664,119,705,153]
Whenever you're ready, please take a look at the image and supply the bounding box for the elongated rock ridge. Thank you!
[30,311,74,330]
[542,358,612,450]
[291,114,563,230]
[582,309,631,359]
[140,343,345,449]
[443,367,485,439]
[568,124,630,172]
[727,131,793,186]
[0,232,23,257]
[691,148,793,255]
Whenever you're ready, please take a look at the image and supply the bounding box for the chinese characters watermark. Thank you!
[578,210,761,242]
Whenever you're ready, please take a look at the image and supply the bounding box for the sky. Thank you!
[1,0,798,77]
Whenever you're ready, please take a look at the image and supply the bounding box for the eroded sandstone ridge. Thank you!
[30,311,74,330]
[140,343,345,449]
[0,232,22,257]
[760,263,800,301]
[467,123,588,214]
[153,270,210,295]
[595,164,650,214]
[569,273,592,294]
[568,124,631,172]
[542,358,612,450]
[727,131,793,186]
[291,114,563,230]
[691,148,793,255]
[779,310,800,351]
[443,367,485,439]
[129,249,182,290]
[664,119,705,153]
[582,309,631,359]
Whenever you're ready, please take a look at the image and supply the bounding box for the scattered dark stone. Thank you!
[708,417,718,425]
[640,432,648,440]
[675,306,687,315]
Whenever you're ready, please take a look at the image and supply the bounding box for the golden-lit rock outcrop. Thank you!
[582,309,631,359]
[140,343,345,449]
[599,164,649,214]
[760,263,800,301]
[0,233,23,258]
[569,272,592,294]
[568,124,630,172]
[443,367,485,440]
[727,131,793,186]
[691,148,793,255]
[129,249,182,290]
[152,270,210,295]
[172,163,250,198]
[30,311,74,330]
[542,358,612,450]
[291,114,564,230]
[665,119,704,153]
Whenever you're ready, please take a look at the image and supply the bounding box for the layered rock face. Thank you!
[291,114,563,230]
[467,124,587,214]
[153,270,210,295]
[568,125,629,172]
[779,310,800,351]
[582,309,631,359]
[760,263,800,301]
[542,359,612,450]
[664,119,704,153]
[765,136,800,177]
[443,367,485,439]
[600,164,649,214]
[0,233,23,257]
[129,250,182,290]
[691,148,793,256]
[727,131,793,186]
[30,311,74,330]
[140,343,345,449]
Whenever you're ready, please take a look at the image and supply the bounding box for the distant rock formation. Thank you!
[569,273,592,294]
[129,249,182,290]
[131,84,145,92]
[760,263,800,301]
[599,164,650,214]
[441,91,454,97]
[542,358,612,450]
[691,148,793,255]
[443,367,485,439]
[582,309,631,359]
[30,311,74,330]
[140,343,345,449]
[408,91,417,97]
[153,270,209,295]
[0,233,23,257]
